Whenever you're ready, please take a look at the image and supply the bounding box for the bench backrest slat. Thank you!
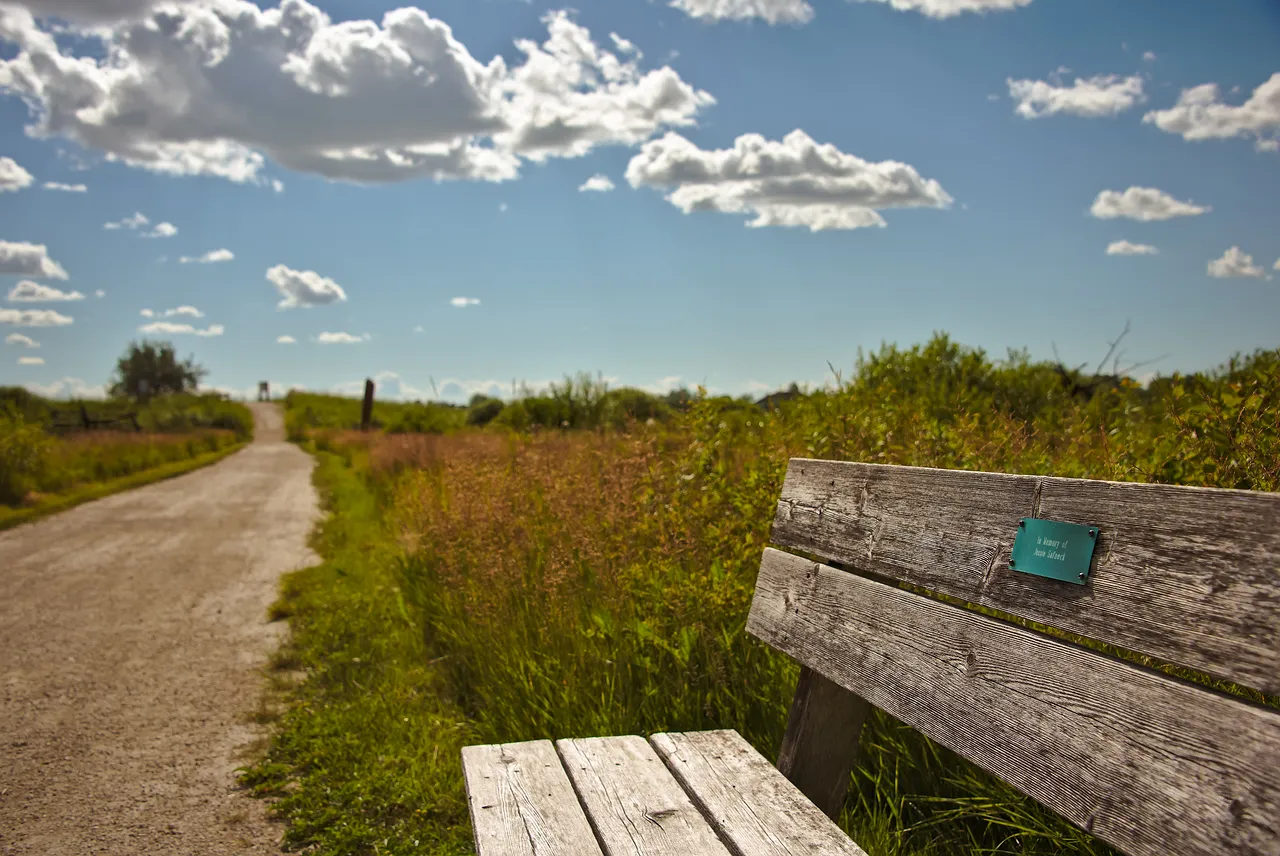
[771,459,1280,695]
[747,548,1280,856]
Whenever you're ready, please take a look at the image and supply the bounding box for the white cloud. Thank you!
[317,331,367,344]
[179,248,234,264]
[103,212,149,231]
[277,335,296,344]
[450,296,481,307]
[1207,246,1264,279]
[1089,187,1208,221]
[851,0,1033,18]
[94,289,105,298]
[140,305,203,319]
[1,0,169,24]
[333,370,427,400]
[18,355,44,365]
[668,0,815,25]
[1105,240,1158,256]
[1275,258,1280,271]
[498,202,508,212]
[579,173,616,192]
[5,332,39,347]
[0,4,712,186]
[609,33,640,57]
[7,280,84,301]
[1007,73,1144,119]
[43,181,86,192]
[0,240,69,279]
[141,222,177,239]
[267,264,348,309]
[413,324,424,333]
[1144,73,1280,152]
[1143,51,1157,63]
[626,129,952,231]
[0,307,73,326]
[138,320,225,336]
[271,179,285,193]
[24,376,106,399]
[0,156,34,192]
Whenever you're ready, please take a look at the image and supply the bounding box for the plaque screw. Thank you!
[1009,560,1016,568]
[1089,529,1097,538]
[1078,573,1086,580]
[1018,520,1026,528]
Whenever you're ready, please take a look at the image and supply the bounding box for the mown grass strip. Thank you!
[0,440,248,532]
[239,449,476,856]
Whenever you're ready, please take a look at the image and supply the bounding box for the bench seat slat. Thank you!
[651,729,868,856]
[747,547,1280,856]
[462,740,604,856]
[556,735,733,856]
[772,459,1280,695]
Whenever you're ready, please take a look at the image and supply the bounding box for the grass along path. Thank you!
[0,439,248,531]
[239,448,476,855]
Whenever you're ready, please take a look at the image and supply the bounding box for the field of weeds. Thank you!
[246,335,1278,856]
[0,388,253,524]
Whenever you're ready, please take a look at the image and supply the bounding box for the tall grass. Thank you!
[251,335,1279,855]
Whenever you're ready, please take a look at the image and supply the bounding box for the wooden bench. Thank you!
[461,459,1280,856]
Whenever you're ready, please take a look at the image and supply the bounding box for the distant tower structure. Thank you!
[257,381,270,402]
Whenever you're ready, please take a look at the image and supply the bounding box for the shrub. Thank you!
[0,408,51,505]
[466,396,505,427]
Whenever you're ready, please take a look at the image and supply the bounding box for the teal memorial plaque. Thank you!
[1009,518,1099,585]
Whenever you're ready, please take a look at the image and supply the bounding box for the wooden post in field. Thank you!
[361,378,375,431]
[79,403,91,430]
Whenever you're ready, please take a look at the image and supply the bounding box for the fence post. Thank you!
[80,403,91,430]
[361,378,375,431]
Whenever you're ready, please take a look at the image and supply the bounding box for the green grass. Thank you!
[238,448,476,855]
[0,439,248,531]
[246,335,1279,856]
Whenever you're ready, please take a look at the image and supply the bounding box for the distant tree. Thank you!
[109,340,206,400]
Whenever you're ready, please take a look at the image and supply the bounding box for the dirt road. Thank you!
[0,403,319,855]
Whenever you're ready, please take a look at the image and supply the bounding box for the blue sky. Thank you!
[0,0,1277,402]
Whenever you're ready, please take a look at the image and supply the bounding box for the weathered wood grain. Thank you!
[772,459,1280,695]
[556,735,733,856]
[462,740,604,856]
[775,666,870,819]
[651,729,868,856]
[747,548,1280,856]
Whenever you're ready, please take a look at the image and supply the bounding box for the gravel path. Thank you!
[0,403,319,855]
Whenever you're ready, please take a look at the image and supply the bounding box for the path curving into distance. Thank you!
[0,402,319,854]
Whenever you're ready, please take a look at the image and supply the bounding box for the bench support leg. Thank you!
[776,665,870,820]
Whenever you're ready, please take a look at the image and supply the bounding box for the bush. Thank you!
[466,396,505,427]
[0,408,51,505]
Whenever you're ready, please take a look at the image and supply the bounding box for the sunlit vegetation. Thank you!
[246,334,1278,855]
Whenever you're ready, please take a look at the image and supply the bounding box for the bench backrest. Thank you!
[747,459,1280,856]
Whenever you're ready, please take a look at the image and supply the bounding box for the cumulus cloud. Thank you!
[1089,187,1208,221]
[1144,73,1280,152]
[668,0,815,25]
[141,222,177,238]
[43,181,86,192]
[24,376,106,399]
[5,332,39,347]
[1207,246,1264,279]
[626,129,952,231]
[317,331,367,344]
[1105,240,1158,256]
[851,0,1033,17]
[579,173,616,192]
[450,296,481,307]
[7,280,84,301]
[138,320,225,336]
[267,264,348,309]
[0,156,33,192]
[140,305,203,319]
[0,240,69,279]
[2,0,173,24]
[179,249,234,264]
[1007,73,1144,119]
[103,212,149,231]
[1143,51,1157,63]
[0,4,712,186]
[18,355,43,365]
[333,370,426,400]
[277,335,296,344]
[94,289,105,298]
[0,307,73,326]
